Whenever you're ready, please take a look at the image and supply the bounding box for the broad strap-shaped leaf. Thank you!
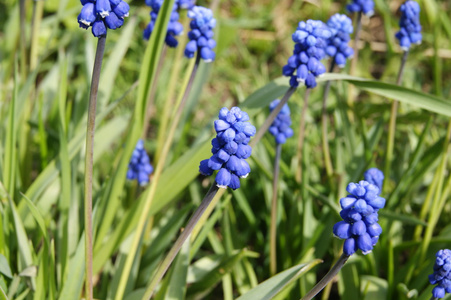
[236,260,322,300]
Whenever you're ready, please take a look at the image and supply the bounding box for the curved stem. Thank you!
[301,253,350,300]
[250,86,297,147]
[321,60,336,178]
[383,51,409,190]
[84,35,106,300]
[142,184,219,299]
[295,88,311,183]
[270,143,282,276]
[114,53,201,300]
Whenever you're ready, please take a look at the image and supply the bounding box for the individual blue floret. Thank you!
[126,139,154,186]
[347,0,375,16]
[184,6,217,62]
[282,20,331,88]
[333,181,386,256]
[395,0,422,51]
[429,249,451,299]
[199,107,255,190]
[364,168,384,191]
[268,100,294,144]
[77,0,130,37]
[144,0,184,47]
[326,14,354,68]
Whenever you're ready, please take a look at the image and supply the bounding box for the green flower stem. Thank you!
[143,184,220,299]
[301,253,350,300]
[321,60,336,178]
[419,120,451,263]
[270,143,282,276]
[19,0,27,79]
[295,88,312,183]
[30,0,44,72]
[383,50,409,189]
[142,45,167,139]
[349,11,362,77]
[347,11,362,112]
[250,86,296,147]
[84,35,106,300]
[114,53,201,300]
[154,17,189,163]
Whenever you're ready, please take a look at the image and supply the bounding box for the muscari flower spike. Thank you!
[126,139,154,186]
[283,20,331,89]
[326,14,354,68]
[333,181,386,256]
[199,107,256,190]
[144,0,184,47]
[268,100,294,144]
[395,0,422,51]
[185,6,217,62]
[346,0,375,16]
[429,249,451,299]
[77,0,130,37]
[364,168,384,192]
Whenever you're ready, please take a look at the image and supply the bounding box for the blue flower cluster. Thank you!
[326,14,354,68]
[283,20,331,88]
[185,6,217,62]
[143,0,184,47]
[333,181,386,256]
[77,0,130,37]
[126,140,154,186]
[395,0,422,51]
[199,107,256,190]
[364,168,384,191]
[268,100,294,144]
[429,249,451,299]
[346,0,375,16]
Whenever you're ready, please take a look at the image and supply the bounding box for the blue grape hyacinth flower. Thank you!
[429,249,451,299]
[395,0,422,51]
[326,14,354,68]
[282,20,331,88]
[364,168,384,191]
[333,181,386,256]
[126,139,154,186]
[144,0,184,47]
[199,107,256,190]
[78,0,130,37]
[347,0,375,16]
[184,6,217,62]
[268,100,294,144]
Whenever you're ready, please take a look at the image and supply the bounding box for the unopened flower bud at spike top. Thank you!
[78,0,130,37]
[199,107,255,190]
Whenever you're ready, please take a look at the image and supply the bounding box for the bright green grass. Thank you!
[1,0,451,299]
